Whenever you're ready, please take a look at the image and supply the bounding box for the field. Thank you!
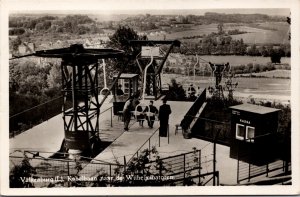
[161,74,290,103]
[148,22,290,44]
[169,54,291,66]
[237,70,291,78]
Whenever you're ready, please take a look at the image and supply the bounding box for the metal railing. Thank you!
[180,88,206,130]
[9,96,67,138]
[236,134,291,184]
[9,152,124,187]
[125,125,168,165]
[9,99,114,138]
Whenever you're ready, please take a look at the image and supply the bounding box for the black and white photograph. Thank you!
[1,0,300,195]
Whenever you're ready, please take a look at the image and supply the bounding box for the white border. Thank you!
[1,0,300,195]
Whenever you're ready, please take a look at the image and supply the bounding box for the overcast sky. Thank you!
[6,0,291,17]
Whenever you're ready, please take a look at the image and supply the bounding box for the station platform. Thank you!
[9,102,114,158]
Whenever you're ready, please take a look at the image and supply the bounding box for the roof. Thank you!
[113,73,139,79]
[229,103,281,115]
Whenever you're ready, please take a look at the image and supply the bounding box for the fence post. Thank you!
[167,124,169,144]
[149,138,151,150]
[213,140,216,186]
[67,161,70,187]
[183,154,186,181]
[159,132,161,147]
[266,163,269,177]
[124,156,127,182]
[237,141,240,184]
[248,162,251,182]
[109,164,112,186]
[199,150,201,185]
[111,107,113,127]
[216,171,219,186]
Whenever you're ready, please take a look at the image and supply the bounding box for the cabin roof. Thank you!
[113,73,139,79]
[229,103,281,114]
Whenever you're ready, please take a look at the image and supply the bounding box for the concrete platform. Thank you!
[9,102,114,158]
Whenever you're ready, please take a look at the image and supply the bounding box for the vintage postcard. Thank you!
[1,0,300,195]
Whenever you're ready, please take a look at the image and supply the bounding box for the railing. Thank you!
[147,148,218,186]
[191,117,231,146]
[9,153,124,187]
[125,125,169,165]
[9,98,114,138]
[9,96,68,138]
[180,88,206,130]
[237,157,291,184]
[237,134,291,184]
[10,144,219,187]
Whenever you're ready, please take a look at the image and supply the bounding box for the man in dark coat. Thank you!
[158,99,171,137]
[123,97,133,131]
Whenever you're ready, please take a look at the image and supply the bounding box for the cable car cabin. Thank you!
[112,73,139,116]
[229,104,281,165]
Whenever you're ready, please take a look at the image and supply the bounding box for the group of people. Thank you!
[187,84,202,99]
[122,97,171,137]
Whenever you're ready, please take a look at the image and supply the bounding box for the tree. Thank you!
[47,62,62,89]
[217,23,224,35]
[107,26,147,73]
[10,155,36,188]
[270,49,282,64]
[167,78,186,101]
[11,36,22,51]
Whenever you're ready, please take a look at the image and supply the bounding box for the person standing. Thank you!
[116,84,124,96]
[145,100,158,128]
[158,99,171,137]
[123,96,133,131]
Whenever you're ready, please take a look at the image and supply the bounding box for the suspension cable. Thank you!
[9,96,63,118]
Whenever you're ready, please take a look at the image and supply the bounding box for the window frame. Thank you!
[235,123,245,141]
[246,126,255,143]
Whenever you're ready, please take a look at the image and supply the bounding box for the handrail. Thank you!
[126,127,160,164]
[9,96,63,119]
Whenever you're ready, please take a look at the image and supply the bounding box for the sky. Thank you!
[6,0,291,17]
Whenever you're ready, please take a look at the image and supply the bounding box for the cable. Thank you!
[9,96,63,118]
[180,42,210,63]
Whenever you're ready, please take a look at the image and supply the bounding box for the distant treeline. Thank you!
[9,15,100,35]
[202,12,286,23]
[170,32,290,57]
[164,62,290,76]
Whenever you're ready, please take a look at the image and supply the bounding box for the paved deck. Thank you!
[9,99,263,185]
[9,102,114,158]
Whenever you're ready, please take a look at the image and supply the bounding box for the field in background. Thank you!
[168,54,291,66]
[237,70,291,78]
[161,74,290,102]
[149,22,290,44]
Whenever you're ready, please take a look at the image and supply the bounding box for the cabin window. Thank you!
[235,124,245,140]
[246,126,255,143]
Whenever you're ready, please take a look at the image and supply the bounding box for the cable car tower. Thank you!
[208,62,230,100]
[129,40,181,100]
[31,44,124,157]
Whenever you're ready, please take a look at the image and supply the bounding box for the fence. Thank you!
[191,117,231,146]
[180,88,206,130]
[10,145,219,187]
[123,124,170,166]
[154,149,218,186]
[237,135,291,184]
[9,99,114,138]
[9,96,69,138]
[9,152,124,187]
